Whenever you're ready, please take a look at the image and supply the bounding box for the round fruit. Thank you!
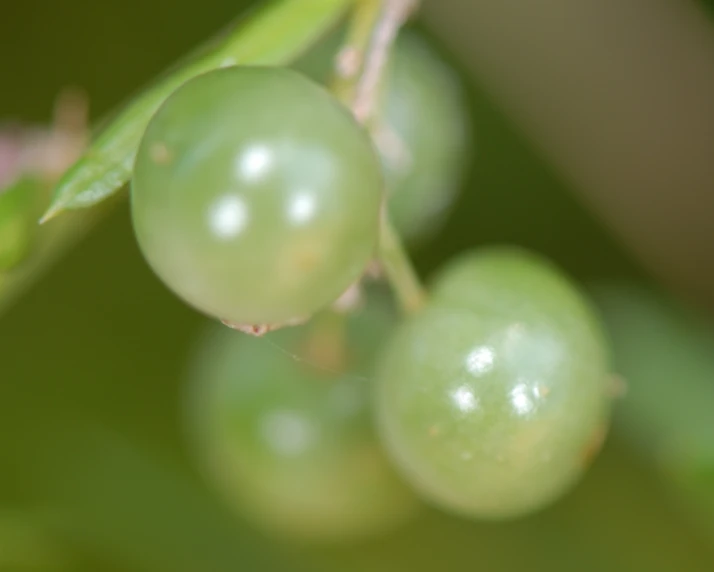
[430,246,601,319]
[375,247,612,519]
[379,32,470,244]
[131,66,383,327]
[184,292,419,541]
[293,30,470,244]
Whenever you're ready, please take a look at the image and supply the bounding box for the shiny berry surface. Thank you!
[184,293,419,541]
[131,67,383,327]
[375,247,612,519]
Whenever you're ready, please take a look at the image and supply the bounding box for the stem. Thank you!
[329,0,382,101]
[351,0,416,123]
[334,0,427,314]
[379,207,426,313]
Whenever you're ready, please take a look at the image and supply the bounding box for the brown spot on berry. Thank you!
[536,384,551,398]
[295,248,320,273]
[607,373,627,398]
[221,315,308,337]
[221,321,270,336]
[150,143,172,165]
[581,423,609,467]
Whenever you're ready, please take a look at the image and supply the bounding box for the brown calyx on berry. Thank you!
[221,315,308,337]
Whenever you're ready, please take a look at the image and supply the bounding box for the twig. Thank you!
[352,0,417,123]
[337,0,427,314]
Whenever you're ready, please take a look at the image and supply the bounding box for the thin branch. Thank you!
[352,0,417,123]
[332,0,427,314]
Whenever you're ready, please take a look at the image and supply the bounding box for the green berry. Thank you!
[131,67,383,328]
[380,32,470,244]
[375,247,612,519]
[431,246,599,319]
[184,292,419,541]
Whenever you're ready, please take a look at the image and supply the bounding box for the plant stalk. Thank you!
[335,0,427,314]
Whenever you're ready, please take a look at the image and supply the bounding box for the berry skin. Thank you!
[131,66,383,328]
[184,292,419,541]
[375,247,612,519]
[379,32,470,244]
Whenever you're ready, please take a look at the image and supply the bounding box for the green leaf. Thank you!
[0,176,45,271]
[591,282,714,540]
[41,0,351,222]
[590,282,714,464]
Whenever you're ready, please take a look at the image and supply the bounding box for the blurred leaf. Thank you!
[0,176,45,271]
[591,283,714,462]
[0,205,103,318]
[41,0,350,222]
[591,282,714,536]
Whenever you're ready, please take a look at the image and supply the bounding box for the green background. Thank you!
[1,1,713,570]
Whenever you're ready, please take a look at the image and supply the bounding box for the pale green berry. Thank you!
[375,247,613,519]
[131,66,383,327]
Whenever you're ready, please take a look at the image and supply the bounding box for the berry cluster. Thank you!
[128,27,614,539]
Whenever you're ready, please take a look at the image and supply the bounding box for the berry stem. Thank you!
[350,0,416,123]
[334,0,427,314]
[379,207,426,313]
